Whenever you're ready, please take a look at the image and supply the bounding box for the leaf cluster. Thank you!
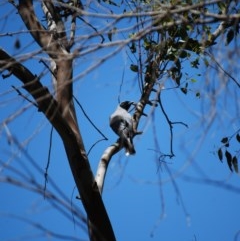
[217,132,240,173]
[128,0,240,93]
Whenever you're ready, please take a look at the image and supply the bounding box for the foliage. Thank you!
[217,131,240,173]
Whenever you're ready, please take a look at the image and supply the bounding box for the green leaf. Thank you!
[217,148,223,162]
[232,156,238,173]
[14,39,21,49]
[195,92,200,98]
[108,32,112,41]
[129,33,136,39]
[203,58,209,67]
[178,27,188,39]
[181,83,188,94]
[181,88,187,94]
[130,64,139,72]
[236,133,240,143]
[167,54,176,61]
[225,150,233,172]
[191,58,200,68]
[221,137,229,144]
[217,2,226,13]
[185,38,201,53]
[179,50,188,58]
[130,42,136,53]
[226,29,234,46]
[143,38,155,50]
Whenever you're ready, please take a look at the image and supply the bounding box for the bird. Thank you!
[109,101,136,156]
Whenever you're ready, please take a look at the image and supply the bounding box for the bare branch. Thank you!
[11,85,38,107]
[96,60,160,193]
[73,95,108,141]
[41,0,68,49]
[205,52,240,88]
[18,0,65,58]
[44,125,53,198]
[0,48,116,241]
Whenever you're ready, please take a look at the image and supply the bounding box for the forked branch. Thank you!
[0,48,116,241]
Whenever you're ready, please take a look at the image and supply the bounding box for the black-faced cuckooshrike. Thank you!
[109,101,136,155]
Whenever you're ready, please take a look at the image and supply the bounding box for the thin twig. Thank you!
[157,91,188,157]
[78,16,105,44]
[157,92,175,157]
[73,95,108,140]
[118,67,125,104]
[44,126,53,198]
[164,164,190,225]
[206,52,240,88]
[39,59,56,78]
[11,85,38,108]
[87,138,108,156]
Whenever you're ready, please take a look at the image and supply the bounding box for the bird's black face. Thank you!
[120,101,134,111]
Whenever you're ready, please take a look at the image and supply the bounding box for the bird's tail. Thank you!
[124,138,136,156]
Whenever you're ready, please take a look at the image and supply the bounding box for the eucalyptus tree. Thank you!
[0,1,239,240]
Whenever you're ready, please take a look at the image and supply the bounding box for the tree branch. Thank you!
[18,0,64,59]
[18,0,76,121]
[96,60,159,193]
[0,48,116,241]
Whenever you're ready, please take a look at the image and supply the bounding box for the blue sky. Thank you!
[0,1,240,241]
